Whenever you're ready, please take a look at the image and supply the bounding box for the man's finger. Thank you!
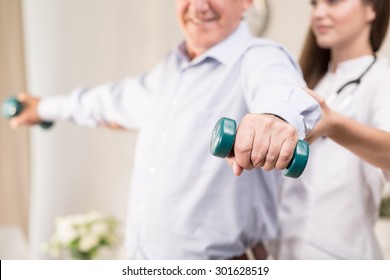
[234,125,255,170]
[226,156,244,176]
[262,136,283,171]
[275,137,296,170]
[250,130,269,168]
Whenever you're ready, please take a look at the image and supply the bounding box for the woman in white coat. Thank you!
[274,0,390,259]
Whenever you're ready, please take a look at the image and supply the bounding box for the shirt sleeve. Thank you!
[38,58,167,130]
[370,72,390,132]
[369,72,390,181]
[240,45,321,139]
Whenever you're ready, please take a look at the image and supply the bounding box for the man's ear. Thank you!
[242,0,254,12]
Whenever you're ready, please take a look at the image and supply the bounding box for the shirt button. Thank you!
[149,167,156,174]
[171,99,178,106]
[161,132,167,140]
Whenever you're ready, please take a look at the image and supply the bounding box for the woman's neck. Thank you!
[330,35,374,72]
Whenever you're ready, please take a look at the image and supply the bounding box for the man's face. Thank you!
[176,0,253,59]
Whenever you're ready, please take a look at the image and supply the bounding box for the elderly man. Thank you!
[9,0,319,259]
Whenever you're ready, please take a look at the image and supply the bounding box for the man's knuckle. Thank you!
[266,153,276,163]
[278,151,290,163]
[235,143,250,155]
[251,153,264,168]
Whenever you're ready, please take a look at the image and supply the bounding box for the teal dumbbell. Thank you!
[2,97,53,129]
[210,117,309,178]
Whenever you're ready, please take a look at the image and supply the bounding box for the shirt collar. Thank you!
[329,55,376,79]
[175,20,253,69]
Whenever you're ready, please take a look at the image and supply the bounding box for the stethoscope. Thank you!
[325,54,377,109]
[320,55,377,140]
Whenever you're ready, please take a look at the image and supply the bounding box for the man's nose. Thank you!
[189,0,210,13]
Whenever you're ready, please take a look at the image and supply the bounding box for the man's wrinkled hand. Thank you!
[226,113,298,176]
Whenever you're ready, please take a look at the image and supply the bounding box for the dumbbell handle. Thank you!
[2,97,53,129]
[210,117,309,178]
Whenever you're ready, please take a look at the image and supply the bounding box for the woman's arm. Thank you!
[305,89,390,172]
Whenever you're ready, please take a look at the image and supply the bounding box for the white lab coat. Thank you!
[273,56,390,259]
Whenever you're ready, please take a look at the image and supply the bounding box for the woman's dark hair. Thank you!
[300,0,390,88]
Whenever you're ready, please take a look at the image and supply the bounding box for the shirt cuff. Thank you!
[38,96,69,121]
[254,99,306,139]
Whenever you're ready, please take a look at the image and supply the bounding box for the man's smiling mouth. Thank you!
[187,16,218,25]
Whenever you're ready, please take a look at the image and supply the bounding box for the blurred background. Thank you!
[1,0,389,259]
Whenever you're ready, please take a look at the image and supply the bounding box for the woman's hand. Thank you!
[304,88,338,144]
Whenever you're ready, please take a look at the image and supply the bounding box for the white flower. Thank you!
[78,234,100,252]
[91,222,110,236]
[43,211,120,259]
[56,218,78,245]
[73,214,89,226]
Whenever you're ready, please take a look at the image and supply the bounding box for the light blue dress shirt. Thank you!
[39,21,320,259]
